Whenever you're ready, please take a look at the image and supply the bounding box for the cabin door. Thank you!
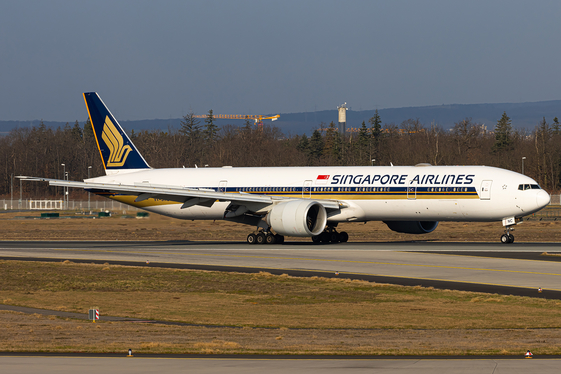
[218,180,228,193]
[303,180,312,198]
[480,180,492,200]
[407,180,417,200]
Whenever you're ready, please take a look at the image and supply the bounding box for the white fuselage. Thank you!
[88,164,550,224]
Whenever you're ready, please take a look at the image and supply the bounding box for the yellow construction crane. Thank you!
[193,113,280,128]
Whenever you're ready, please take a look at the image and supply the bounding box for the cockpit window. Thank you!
[518,184,541,190]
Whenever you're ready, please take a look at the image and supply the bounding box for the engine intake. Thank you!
[267,200,327,237]
[383,221,439,234]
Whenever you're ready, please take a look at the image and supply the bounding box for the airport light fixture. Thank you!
[61,163,65,208]
[88,166,92,210]
[65,172,69,210]
[522,157,526,175]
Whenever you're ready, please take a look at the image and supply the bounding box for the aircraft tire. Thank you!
[265,233,276,244]
[247,233,257,244]
[508,234,514,243]
[339,231,349,242]
[274,234,284,244]
[500,234,509,243]
[256,233,266,244]
[329,232,339,243]
[312,235,321,243]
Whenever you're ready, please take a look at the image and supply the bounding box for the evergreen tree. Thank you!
[369,109,382,163]
[179,110,201,139]
[309,129,324,164]
[492,111,513,153]
[203,109,218,142]
[358,121,370,164]
[323,122,337,157]
[297,134,310,153]
[71,120,83,141]
[369,109,382,140]
[332,129,342,163]
[535,117,552,188]
[553,117,560,134]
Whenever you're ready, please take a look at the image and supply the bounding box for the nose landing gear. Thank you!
[500,226,515,244]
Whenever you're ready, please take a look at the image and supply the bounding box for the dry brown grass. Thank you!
[2,260,561,330]
[2,310,561,355]
[0,207,560,242]
[1,260,561,355]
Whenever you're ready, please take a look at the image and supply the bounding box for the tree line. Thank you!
[1,110,560,200]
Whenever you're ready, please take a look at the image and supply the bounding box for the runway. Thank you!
[1,241,561,297]
[2,355,561,374]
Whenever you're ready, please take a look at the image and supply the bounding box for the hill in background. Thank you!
[2,100,560,136]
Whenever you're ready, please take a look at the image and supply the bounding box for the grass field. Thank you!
[1,208,560,355]
[2,260,561,355]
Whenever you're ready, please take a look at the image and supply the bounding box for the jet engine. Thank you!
[383,221,439,234]
[266,200,327,237]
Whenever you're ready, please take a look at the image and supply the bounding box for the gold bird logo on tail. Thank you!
[102,116,132,167]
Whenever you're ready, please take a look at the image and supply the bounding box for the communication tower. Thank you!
[337,102,348,135]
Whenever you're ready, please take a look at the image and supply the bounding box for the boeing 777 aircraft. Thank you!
[27,93,550,244]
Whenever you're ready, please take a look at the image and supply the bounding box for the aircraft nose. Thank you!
[536,190,550,209]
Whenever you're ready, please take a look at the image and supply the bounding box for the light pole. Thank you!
[65,172,69,210]
[88,166,92,211]
[61,163,65,209]
[371,159,376,166]
[522,157,526,175]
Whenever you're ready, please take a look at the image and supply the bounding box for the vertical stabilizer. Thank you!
[83,92,150,174]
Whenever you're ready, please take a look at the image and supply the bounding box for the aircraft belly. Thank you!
[354,198,520,222]
[144,202,228,220]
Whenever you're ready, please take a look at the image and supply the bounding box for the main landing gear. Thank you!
[500,225,515,244]
[247,231,284,245]
[245,226,349,245]
[312,226,348,244]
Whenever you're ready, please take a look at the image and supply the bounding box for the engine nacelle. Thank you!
[266,200,327,237]
[383,221,439,234]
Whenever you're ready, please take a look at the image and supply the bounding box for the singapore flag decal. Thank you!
[316,175,330,185]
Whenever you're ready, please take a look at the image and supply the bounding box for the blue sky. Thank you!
[1,0,560,121]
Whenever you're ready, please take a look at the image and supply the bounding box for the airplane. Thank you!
[25,92,551,244]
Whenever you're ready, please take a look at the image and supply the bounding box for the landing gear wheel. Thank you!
[338,231,349,243]
[256,232,266,244]
[320,232,330,243]
[501,234,514,243]
[247,233,257,244]
[265,233,276,244]
[274,234,284,244]
[329,232,339,243]
[312,235,321,243]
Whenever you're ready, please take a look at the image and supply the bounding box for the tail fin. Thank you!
[83,92,150,174]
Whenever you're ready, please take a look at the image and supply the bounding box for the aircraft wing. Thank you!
[21,177,341,211]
